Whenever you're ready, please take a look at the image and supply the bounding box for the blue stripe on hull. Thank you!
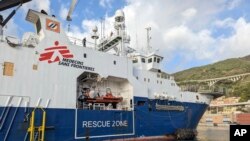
[0,98,208,141]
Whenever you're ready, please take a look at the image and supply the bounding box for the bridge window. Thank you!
[141,58,145,63]
[148,58,152,63]
[133,58,138,63]
[157,58,160,63]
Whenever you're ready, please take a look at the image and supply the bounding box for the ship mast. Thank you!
[91,26,99,50]
[114,10,125,56]
[145,27,151,53]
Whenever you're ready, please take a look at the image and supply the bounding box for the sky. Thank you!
[1,0,250,73]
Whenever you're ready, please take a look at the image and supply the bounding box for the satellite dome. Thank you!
[115,10,125,22]
[92,25,98,33]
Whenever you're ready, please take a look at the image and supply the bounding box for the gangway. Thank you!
[98,35,122,52]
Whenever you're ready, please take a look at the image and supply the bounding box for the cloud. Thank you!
[21,0,51,14]
[59,4,68,20]
[163,25,215,60]
[227,0,242,10]
[163,16,250,63]
[82,20,100,33]
[0,9,18,37]
[99,0,114,8]
[218,18,250,59]
[182,8,197,19]
[214,17,235,27]
[3,19,19,37]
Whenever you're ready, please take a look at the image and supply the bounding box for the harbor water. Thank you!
[196,125,229,141]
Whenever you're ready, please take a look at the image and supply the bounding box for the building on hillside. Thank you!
[200,96,250,125]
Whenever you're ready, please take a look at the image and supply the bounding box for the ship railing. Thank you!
[67,35,120,52]
[0,35,22,47]
[67,36,95,48]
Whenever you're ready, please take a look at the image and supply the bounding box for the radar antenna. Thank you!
[91,26,99,50]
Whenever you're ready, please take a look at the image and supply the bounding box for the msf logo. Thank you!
[39,41,74,63]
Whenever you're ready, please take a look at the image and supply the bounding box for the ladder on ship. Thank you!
[27,107,46,141]
[98,35,122,52]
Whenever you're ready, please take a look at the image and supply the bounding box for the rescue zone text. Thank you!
[82,120,128,128]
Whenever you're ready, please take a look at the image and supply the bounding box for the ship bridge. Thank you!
[132,52,163,72]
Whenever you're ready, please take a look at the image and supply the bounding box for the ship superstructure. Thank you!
[0,1,214,140]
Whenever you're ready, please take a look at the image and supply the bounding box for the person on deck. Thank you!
[105,88,113,98]
[0,15,3,42]
[89,86,101,98]
[82,37,86,47]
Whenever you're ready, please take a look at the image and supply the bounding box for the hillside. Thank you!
[173,55,250,102]
[174,55,250,82]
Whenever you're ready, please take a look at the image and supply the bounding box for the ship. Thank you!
[0,0,218,140]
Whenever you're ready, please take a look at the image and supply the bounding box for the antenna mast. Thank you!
[91,26,99,50]
[100,17,103,39]
[114,10,125,56]
[145,27,151,52]
[100,17,106,39]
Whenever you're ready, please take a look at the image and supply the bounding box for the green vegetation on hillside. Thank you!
[174,58,250,82]
[233,82,250,102]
